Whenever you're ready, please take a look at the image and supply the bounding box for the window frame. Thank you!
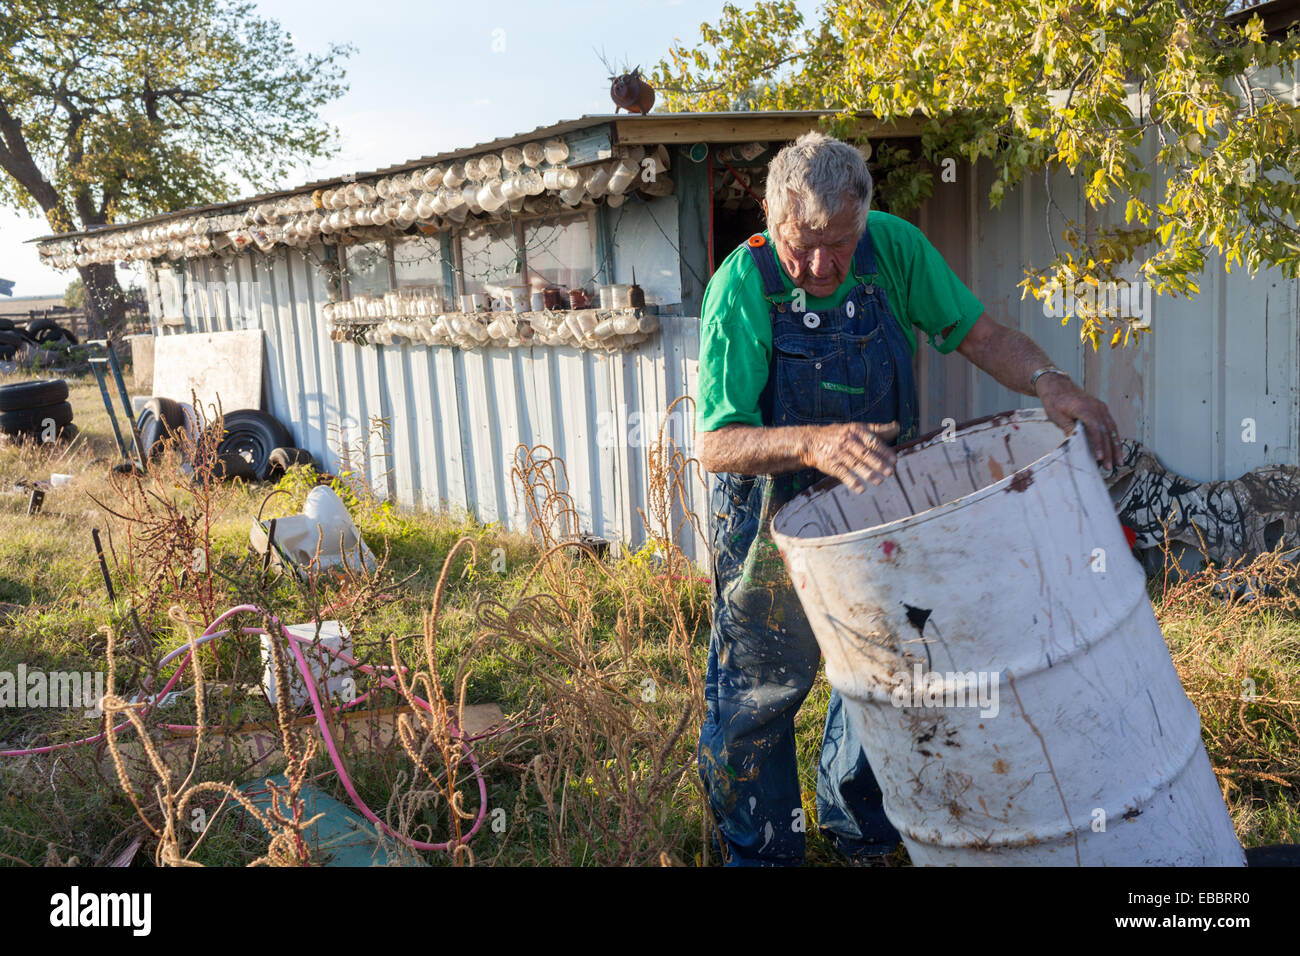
[390,233,450,297]
[340,239,396,300]
[337,206,600,303]
[452,207,598,297]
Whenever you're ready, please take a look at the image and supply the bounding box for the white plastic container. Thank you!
[261,620,353,709]
[584,165,611,197]
[771,409,1244,867]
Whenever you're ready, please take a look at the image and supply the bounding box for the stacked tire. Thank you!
[0,378,76,442]
[0,319,38,361]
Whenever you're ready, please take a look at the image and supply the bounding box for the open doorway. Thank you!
[709,148,771,271]
[707,138,922,274]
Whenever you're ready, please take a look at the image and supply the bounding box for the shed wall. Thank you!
[147,197,710,562]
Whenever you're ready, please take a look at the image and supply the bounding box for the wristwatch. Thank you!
[1029,366,1069,392]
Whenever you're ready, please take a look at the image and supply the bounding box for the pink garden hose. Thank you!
[1,603,491,853]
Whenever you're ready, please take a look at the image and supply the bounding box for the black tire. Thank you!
[36,325,78,346]
[216,409,292,481]
[137,412,167,464]
[0,378,68,411]
[146,396,187,434]
[0,400,74,435]
[0,318,13,331]
[267,446,315,479]
[213,450,257,481]
[138,398,188,467]
[25,318,58,338]
[0,330,28,360]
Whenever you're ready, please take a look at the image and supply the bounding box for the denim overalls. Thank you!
[699,224,920,865]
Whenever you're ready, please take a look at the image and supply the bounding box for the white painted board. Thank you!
[153,329,265,413]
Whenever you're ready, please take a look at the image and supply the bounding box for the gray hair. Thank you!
[764,131,873,235]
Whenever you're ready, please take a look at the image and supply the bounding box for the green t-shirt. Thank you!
[695,210,984,432]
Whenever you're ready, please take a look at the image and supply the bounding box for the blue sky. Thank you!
[0,0,818,296]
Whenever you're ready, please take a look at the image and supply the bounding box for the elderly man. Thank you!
[694,131,1122,866]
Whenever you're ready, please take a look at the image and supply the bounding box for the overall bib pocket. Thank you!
[771,333,847,424]
[843,327,896,418]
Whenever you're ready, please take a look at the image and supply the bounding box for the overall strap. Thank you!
[743,234,787,300]
[851,220,877,279]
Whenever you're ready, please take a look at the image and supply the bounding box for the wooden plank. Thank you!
[153,329,264,411]
[614,114,926,145]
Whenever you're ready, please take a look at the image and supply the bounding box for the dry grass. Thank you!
[1152,544,1300,846]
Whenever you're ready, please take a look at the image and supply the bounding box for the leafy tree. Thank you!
[651,0,1300,348]
[64,276,83,310]
[0,0,351,331]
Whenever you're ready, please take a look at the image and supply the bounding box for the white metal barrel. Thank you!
[771,409,1243,866]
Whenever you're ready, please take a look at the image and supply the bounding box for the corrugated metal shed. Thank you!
[912,127,1300,485]
[150,190,711,561]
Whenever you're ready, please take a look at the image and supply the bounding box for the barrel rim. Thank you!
[771,408,1085,548]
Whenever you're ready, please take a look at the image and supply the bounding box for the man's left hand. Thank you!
[1035,373,1123,471]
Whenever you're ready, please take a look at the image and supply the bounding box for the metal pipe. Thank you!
[89,359,129,459]
[105,339,144,467]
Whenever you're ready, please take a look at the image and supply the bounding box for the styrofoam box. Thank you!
[261,620,353,709]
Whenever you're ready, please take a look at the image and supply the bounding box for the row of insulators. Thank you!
[348,309,659,352]
[38,142,672,270]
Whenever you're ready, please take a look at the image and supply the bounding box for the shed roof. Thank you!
[31,110,924,242]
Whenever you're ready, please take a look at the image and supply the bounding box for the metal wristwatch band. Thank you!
[1030,366,1068,391]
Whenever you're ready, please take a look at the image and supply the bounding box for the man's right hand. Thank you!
[800,421,900,494]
